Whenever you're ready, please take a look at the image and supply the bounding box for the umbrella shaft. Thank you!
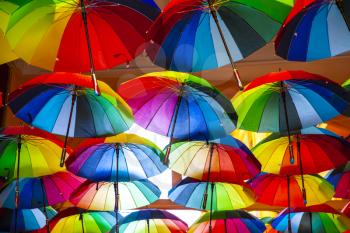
[15,138,22,209]
[296,135,306,202]
[209,3,243,90]
[40,179,50,233]
[208,182,215,233]
[80,0,100,95]
[60,93,77,167]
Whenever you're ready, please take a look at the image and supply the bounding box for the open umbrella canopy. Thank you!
[188,210,266,233]
[66,134,166,182]
[232,70,350,132]
[168,136,261,184]
[0,172,84,209]
[271,210,350,233]
[0,126,68,179]
[0,207,57,232]
[9,73,133,138]
[326,162,350,199]
[118,71,237,141]
[146,0,292,73]
[275,0,350,61]
[0,0,160,72]
[118,209,188,233]
[0,1,18,64]
[70,180,161,211]
[250,174,334,207]
[252,130,350,175]
[169,178,255,211]
[51,211,116,233]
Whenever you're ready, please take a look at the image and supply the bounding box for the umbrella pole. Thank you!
[208,182,215,233]
[336,0,350,31]
[14,136,22,233]
[280,81,294,164]
[202,143,214,209]
[40,178,50,233]
[208,0,243,90]
[164,89,183,164]
[80,0,100,95]
[309,212,313,232]
[147,219,150,233]
[79,213,85,233]
[60,92,77,167]
[287,175,292,233]
[296,134,306,203]
[114,144,120,233]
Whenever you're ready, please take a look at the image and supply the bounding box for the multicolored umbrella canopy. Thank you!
[0,172,84,209]
[0,1,17,64]
[169,178,255,211]
[326,162,350,199]
[0,126,67,179]
[1,0,160,93]
[250,174,334,207]
[232,70,350,133]
[271,210,350,233]
[146,0,293,88]
[66,134,166,182]
[188,210,266,233]
[168,136,261,184]
[8,73,133,166]
[118,209,188,233]
[51,211,116,233]
[70,180,161,211]
[118,71,237,162]
[275,0,350,61]
[0,207,57,232]
[252,130,350,175]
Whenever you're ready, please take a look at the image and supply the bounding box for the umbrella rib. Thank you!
[182,143,208,176]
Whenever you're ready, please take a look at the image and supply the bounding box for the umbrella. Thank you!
[168,136,261,184]
[0,1,17,64]
[252,129,350,199]
[8,72,133,166]
[326,162,350,199]
[70,179,160,231]
[169,177,255,211]
[0,126,67,179]
[0,172,84,232]
[117,209,188,233]
[146,0,293,89]
[188,210,266,233]
[0,207,56,233]
[66,134,167,182]
[250,174,334,208]
[275,0,350,62]
[271,209,350,233]
[1,0,160,94]
[51,210,116,233]
[117,71,237,163]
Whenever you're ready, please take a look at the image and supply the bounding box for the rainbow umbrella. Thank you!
[118,71,237,163]
[252,128,350,200]
[9,73,133,166]
[343,79,350,92]
[66,134,166,182]
[146,0,293,89]
[51,210,116,233]
[169,177,255,211]
[168,136,261,184]
[0,1,17,64]
[250,174,334,208]
[326,162,350,199]
[117,209,188,233]
[70,179,160,231]
[0,207,56,233]
[1,0,160,94]
[275,0,350,62]
[271,208,350,233]
[188,210,266,233]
